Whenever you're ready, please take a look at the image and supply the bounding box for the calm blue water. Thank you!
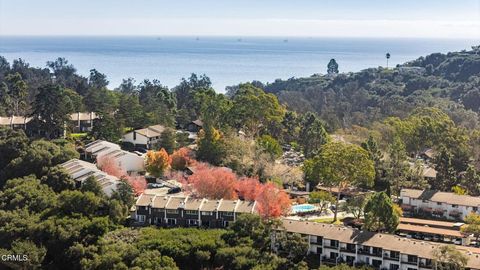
[0,36,477,92]
[292,204,316,213]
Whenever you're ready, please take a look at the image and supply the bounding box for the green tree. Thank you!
[57,190,101,217]
[385,136,409,195]
[80,176,105,197]
[196,126,226,166]
[117,93,145,129]
[308,191,335,214]
[363,192,400,233]
[227,83,285,137]
[433,148,458,191]
[327,59,339,74]
[461,213,480,244]
[344,194,370,220]
[158,127,176,154]
[90,112,123,142]
[257,135,282,159]
[41,165,76,193]
[303,141,374,221]
[0,240,46,270]
[131,250,178,270]
[1,73,28,115]
[31,84,74,139]
[299,112,329,158]
[0,175,57,213]
[432,245,469,270]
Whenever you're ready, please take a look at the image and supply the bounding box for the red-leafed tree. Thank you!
[98,155,146,195]
[188,166,238,199]
[124,175,147,195]
[97,155,126,178]
[170,147,195,171]
[236,177,262,201]
[255,182,291,219]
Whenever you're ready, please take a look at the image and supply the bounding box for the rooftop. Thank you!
[401,188,480,207]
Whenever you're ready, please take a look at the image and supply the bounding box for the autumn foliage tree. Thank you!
[97,155,146,195]
[236,177,262,201]
[255,182,291,219]
[145,149,171,177]
[188,167,238,199]
[170,147,194,171]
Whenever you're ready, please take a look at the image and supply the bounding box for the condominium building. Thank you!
[133,194,256,228]
[279,219,480,270]
[400,189,480,221]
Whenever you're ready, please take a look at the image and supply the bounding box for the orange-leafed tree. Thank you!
[255,182,291,219]
[145,148,171,177]
[97,155,126,178]
[170,147,195,171]
[188,167,238,199]
[236,177,262,201]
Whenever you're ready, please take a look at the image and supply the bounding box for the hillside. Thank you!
[262,46,480,131]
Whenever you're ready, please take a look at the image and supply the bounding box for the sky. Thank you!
[0,0,479,38]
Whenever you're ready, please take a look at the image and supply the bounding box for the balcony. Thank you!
[419,261,433,268]
[358,248,382,257]
[339,247,356,253]
[402,259,418,266]
[383,253,400,261]
[323,244,339,249]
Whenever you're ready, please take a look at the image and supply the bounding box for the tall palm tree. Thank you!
[386,53,391,68]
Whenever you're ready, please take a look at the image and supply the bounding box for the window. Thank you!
[390,251,400,259]
[473,207,478,212]
[407,255,418,263]
[187,219,198,225]
[329,252,338,260]
[329,240,338,248]
[222,221,230,227]
[167,218,176,225]
[185,210,198,215]
[137,215,146,222]
[437,202,442,206]
[222,211,234,216]
[316,247,322,255]
[389,264,399,270]
[452,204,458,208]
[166,209,178,214]
[133,132,136,140]
[201,211,213,216]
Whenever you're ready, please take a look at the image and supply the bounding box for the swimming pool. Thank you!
[292,204,317,213]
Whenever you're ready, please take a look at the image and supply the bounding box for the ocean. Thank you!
[0,36,477,92]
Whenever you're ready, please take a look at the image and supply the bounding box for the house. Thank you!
[418,148,437,163]
[70,112,98,132]
[84,140,145,173]
[133,194,256,228]
[400,189,480,221]
[278,219,480,269]
[122,124,165,150]
[186,119,203,133]
[61,159,120,196]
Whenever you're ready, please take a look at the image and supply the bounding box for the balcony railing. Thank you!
[402,259,418,265]
[383,252,400,261]
[339,247,356,253]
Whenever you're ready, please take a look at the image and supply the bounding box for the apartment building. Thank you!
[61,159,120,196]
[133,194,256,228]
[279,219,480,270]
[84,140,145,173]
[400,189,480,221]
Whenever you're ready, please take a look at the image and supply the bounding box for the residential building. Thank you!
[61,159,119,196]
[278,219,480,270]
[84,140,145,173]
[70,112,98,132]
[400,189,480,221]
[122,124,165,150]
[0,112,98,132]
[133,194,256,228]
[186,119,203,132]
